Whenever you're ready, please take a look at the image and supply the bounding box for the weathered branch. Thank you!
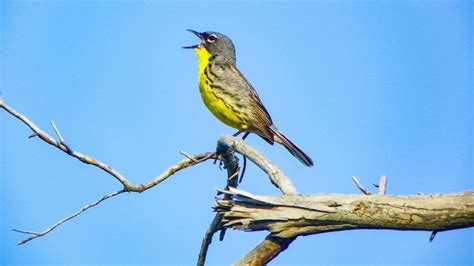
[1,100,216,192]
[1,99,216,244]
[217,188,474,239]
[6,96,471,265]
[378,175,387,195]
[234,236,295,266]
[198,138,241,266]
[13,189,126,244]
[198,134,304,265]
[217,135,298,195]
[200,137,301,265]
[351,176,372,195]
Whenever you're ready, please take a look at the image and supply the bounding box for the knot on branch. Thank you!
[217,135,298,195]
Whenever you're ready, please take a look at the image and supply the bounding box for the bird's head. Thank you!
[183,30,236,62]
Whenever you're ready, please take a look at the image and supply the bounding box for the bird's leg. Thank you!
[233,130,244,137]
[228,131,250,183]
[238,132,250,183]
[233,130,250,139]
[239,155,247,183]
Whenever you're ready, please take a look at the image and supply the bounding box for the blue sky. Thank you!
[1,1,472,265]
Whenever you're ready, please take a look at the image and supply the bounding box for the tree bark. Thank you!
[216,188,474,238]
[234,236,295,266]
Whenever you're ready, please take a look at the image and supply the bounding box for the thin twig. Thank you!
[429,231,437,242]
[12,229,40,235]
[379,176,387,195]
[180,150,198,162]
[1,100,218,243]
[51,120,73,152]
[50,120,65,144]
[228,170,239,180]
[351,176,372,195]
[14,189,126,245]
[1,102,133,187]
[1,101,216,193]
[10,152,216,244]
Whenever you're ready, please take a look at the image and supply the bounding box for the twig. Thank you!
[351,176,372,195]
[1,100,217,243]
[51,120,73,152]
[1,102,133,188]
[429,231,437,242]
[11,152,216,244]
[228,170,239,180]
[50,120,65,144]
[14,189,126,245]
[1,100,216,192]
[12,229,40,235]
[217,135,298,195]
[180,150,198,162]
[378,176,387,195]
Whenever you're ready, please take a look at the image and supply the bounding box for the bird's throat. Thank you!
[195,46,212,77]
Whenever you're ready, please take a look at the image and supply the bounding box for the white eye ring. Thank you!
[207,34,218,43]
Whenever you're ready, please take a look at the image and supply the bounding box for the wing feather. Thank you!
[209,60,274,143]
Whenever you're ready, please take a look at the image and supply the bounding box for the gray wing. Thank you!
[208,61,275,143]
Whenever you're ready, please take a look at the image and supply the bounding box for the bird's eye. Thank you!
[207,34,217,43]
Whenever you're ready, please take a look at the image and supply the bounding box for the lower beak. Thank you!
[182,44,199,49]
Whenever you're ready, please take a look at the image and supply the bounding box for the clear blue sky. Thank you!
[1,1,472,265]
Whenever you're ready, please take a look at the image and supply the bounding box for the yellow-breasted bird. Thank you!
[184,30,313,167]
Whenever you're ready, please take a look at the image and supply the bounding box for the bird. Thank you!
[183,30,313,167]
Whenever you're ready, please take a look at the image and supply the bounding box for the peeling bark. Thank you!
[216,188,474,238]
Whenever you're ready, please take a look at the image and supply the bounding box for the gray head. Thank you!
[183,30,236,63]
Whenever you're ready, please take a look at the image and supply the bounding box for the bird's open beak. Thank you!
[182,29,204,49]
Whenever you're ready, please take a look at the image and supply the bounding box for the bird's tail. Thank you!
[270,126,314,167]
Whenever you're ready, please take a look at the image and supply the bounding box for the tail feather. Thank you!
[270,126,314,167]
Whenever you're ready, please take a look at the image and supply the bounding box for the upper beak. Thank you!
[182,29,203,49]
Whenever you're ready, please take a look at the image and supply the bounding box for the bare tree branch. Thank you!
[50,120,66,144]
[1,100,217,243]
[351,176,372,195]
[378,175,387,195]
[5,97,471,265]
[202,138,301,265]
[234,236,295,266]
[217,188,474,238]
[198,134,304,265]
[1,101,216,192]
[10,149,216,244]
[198,136,241,266]
[217,135,298,195]
[13,189,126,245]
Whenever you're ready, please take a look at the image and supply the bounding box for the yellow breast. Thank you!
[194,46,244,130]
